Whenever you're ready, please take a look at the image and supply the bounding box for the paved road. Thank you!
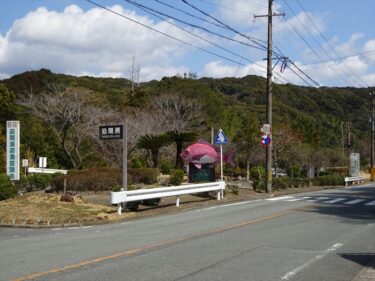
[1,184,374,281]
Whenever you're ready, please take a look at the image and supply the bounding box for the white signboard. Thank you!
[349,153,360,177]
[39,157,47,168]
[6,121,20,180]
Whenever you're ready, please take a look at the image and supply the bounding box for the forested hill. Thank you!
[0,69,373,170]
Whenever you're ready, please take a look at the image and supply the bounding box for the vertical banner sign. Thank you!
[349,153,360,177]
[6,121,20,180]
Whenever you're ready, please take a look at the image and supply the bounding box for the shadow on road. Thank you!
[338,253,375,268]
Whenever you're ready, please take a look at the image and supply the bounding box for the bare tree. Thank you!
[18,84,109,168]
[150,93,202,132]
[272,124,302,177]
[97,95,202,167]
[129,56,140,93]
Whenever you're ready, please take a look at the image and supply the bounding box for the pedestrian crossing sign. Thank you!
[214,129,228,145]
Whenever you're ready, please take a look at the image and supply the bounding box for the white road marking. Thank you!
[345,199,365,205]
[324,198,346,204]
[266,196,294,201]
[365,200,375,206]
[193,199,263,212]
[285,198,303,202]
[315,197,330,200]
[280,243,343,280]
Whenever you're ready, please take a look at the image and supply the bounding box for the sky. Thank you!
[0,0,374,88]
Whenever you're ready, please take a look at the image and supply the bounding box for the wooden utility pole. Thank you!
[254,0,284,193]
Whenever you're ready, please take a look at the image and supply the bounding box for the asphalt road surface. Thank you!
[1,184,374,281]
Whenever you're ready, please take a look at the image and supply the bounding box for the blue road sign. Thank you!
[260,134,271,147]
[214,129,228,145]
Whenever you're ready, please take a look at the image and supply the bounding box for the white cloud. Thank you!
[201,60,266,78]
[0,4,203,81]
[331,33,364,56]
[363,39,375,63]
[217,0,269,27]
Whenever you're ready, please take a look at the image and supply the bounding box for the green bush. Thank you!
[273,177,289,190]
[130,158,143,169]
[15,175,29,192]
[253,180,265,192]
[169,169,185,186]
[0,174,18,200]
[250,166,265,181]
[28,173,53,191]
[160,162,173,175]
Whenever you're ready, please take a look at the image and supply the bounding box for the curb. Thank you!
[352,257,375,281]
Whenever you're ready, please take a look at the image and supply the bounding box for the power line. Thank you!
[181,0,269,49]
[85,0,250,67]
[152,0,228,31]
[301,50,375,67]
[280,0,357,87]
[124,0,268,52]
[126,0,294,85]
[295,0,370,88]
[123,0,262,67]
[182,0,320,86]
[281,0,366,88]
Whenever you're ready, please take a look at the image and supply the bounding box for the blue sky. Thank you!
[0,0,374,87]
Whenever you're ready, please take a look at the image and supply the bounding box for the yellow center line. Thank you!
[13,209,296,281]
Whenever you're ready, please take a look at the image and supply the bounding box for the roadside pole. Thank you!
[214,129,228,199]
[220,145,223,181]
[122,119,128,212]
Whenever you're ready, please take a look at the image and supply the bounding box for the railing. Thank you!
[344,176,365,187]
[111,181,226,214]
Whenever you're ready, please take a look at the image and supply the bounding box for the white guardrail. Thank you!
[27,167,68,174]
[111,181,225,215]
[344,176,365,187]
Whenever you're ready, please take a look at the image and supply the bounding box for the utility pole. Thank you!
[254,0,284,193]
[370,91,375,180]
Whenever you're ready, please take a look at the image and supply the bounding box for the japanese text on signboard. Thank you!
[7,121,20,180]
[99,125,123,140]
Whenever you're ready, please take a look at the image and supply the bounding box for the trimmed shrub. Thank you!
[53,167,122,192]
[128,168,159,185]
[0,174,18,200]
[169,169,184,186]
[312,175,344,186]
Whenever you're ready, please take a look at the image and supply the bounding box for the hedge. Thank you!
[52,167,159,192]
